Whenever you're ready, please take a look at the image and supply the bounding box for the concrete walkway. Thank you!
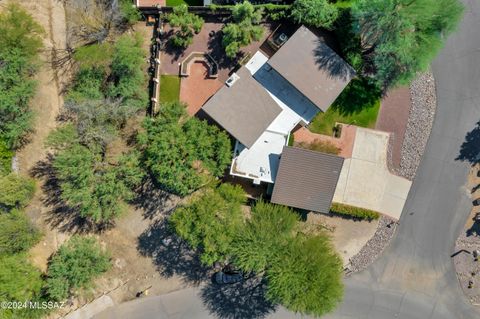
[333,128,412,219]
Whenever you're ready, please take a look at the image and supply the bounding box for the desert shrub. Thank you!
[330,202,381,220]
[0,173,35,210]
[0,209,40,255]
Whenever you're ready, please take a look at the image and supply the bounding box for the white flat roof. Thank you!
[231,131,287,183]
[245,51,269,75]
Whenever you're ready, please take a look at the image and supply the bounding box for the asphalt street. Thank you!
[94,0,480,318]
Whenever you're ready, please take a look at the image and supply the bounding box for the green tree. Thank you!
[107,33,148,108]
[266,234,344,317]
[0,173,35,210]
[352,0,463,90]
[0,254,43,302]
[222,1,264,58]
[0,139,14,175]
[119,0,142,25]
[291,0,339,29]
[139,102,231,196]
[229,201,299,273]
[0,4,43,148]
[52,144,144,224]
[168,5,204,48]
[170,183,246,265]
[0,209,40,255]
[45,236,111,301]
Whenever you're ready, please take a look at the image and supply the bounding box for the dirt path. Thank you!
[16,0,68,271]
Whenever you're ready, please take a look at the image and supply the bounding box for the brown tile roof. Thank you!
[268,26,355,112]
[202,67,282,148]
[271,146,344,213]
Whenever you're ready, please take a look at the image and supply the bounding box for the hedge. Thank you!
[330,203,380,221]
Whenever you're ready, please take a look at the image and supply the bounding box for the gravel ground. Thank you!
[345,216,397,275]
[454,232,480,305]
[395,71,437,180]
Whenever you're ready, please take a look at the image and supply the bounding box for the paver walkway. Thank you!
[375,87,412,170]
[180,62,223,116]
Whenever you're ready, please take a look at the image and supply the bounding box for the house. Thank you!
[202,26,355,212]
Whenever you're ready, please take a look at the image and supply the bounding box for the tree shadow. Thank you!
[137,217,210,284]
[466,218,480,237]
[456,121,480,165]
[29,154,103,234]
[207,29,240,72]
[314,40,356,82]
[200,276,276,319]
[131,176,179,220]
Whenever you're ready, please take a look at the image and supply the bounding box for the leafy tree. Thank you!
[170,183,246,265]
[291,0,339,29]
[139,102,231,196]
[0,173,35,210]
[266,234,344,317]
[107,33,148,107]
[119,0,142,25]
[0,139,14,176]
[68,67,106,101]
[45,236,111,301]
[351,0,463,90]
[0,3,44,60]
[52,144,144,224]
[222,1,264,58]
[0,4,43,149]
[229,201,299,273]
[0,209,40,255]
[0,254,43,302]
[63,99,136,153]
[168,5,204,48]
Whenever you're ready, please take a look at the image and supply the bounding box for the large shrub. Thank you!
[170,183,246,265]
[0,209,40,255]
[291,0,339,29]
[139,102,231,196]
[0,173,35,210]
[330,202,380,221]
[167,5,204,48]
[45,236,111,301]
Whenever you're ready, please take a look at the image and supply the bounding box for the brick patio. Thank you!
[180,61,223,116]
[161,22,275,82]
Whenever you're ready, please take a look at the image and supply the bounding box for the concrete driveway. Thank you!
[333,128,412,219]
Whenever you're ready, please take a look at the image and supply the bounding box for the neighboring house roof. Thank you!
[271,146,344,213]
[202,67,283,148]
[267,26,355,112]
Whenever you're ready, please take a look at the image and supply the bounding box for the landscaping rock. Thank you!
[345,216,397,275]
[396,71,437,180]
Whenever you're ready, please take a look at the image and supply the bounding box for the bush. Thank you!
[167,5,204,48]
[0,209,40,255]
[229,201,299,273]
[222,1,264,58]
[139,102,231,196]
[0,139,14,176]
[297,139,340,155]
[0,173,35,210]
[330,202,381,220]
[46,236,111,301]
[266,234,344,317]
[170,183,246,265]
[119,0,142,25]
[291,0,339,29]
[0,4,43,149]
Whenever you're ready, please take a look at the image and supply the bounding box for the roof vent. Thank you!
[226,73,240,87]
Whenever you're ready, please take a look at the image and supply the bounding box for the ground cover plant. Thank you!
[330,203,381,221]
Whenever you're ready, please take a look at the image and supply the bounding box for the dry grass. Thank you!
[296,139,341,155]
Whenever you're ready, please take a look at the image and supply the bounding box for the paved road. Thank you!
[94,0,480,318]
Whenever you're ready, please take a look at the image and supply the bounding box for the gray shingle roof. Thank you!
[271,146,344,213]
[202,67,282,148]
[268,26,355,112]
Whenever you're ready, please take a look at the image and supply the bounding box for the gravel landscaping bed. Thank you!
[345,216,397,275]
[454,232,480,305]
[395,71,437,180]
